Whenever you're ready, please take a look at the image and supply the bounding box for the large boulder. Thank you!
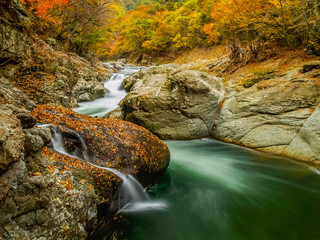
[110,65,225,139]
[214,65,320,164]
[32,104,170,184]
[0,104,105,239]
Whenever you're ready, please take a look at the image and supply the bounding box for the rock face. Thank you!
[212,63,320,164]
[0,2,112,109]
[0,105,103,240]
[109,61,320,165]
[0,107,24,172]
[33,104,171,184]
[7,47,111,108]
[0,0,29,64]
[111,64,225,139]
[0,81,122,240]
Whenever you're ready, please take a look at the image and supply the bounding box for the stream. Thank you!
[73,65,141,117]
[73,66,320,240]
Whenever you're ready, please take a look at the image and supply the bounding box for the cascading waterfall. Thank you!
[49,126,166,213]
[73,65,141,117]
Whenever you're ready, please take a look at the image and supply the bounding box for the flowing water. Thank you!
[111,139,320,240]
[73,65,141,117]
[49,126,166,214]
[72,65,320,239]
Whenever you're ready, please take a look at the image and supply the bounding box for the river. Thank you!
[74,66,320,240]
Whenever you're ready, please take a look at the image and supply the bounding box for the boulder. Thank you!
[113,65,225,139]
[23,128,51,153]
[72,82,106,103]
[213,69,320,164]
[0,106,24,171]
[282,107,320,163]
[0,105,107,240]
[32,104,170,184]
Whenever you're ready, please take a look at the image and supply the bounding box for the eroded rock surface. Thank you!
[213,63,320,164]
[0,105,103,240]
[110,64,226,139]
[110,61,320,164]
[33,104,171,184]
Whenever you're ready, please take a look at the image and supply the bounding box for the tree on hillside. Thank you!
[20,0,118,57]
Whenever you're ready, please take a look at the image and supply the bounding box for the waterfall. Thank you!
[73,65,142,117]
[49,127,166,213]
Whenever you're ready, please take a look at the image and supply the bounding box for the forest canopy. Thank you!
[19,0,320,58]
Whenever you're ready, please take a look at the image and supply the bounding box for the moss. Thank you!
[243,69,275,88]
[148,124,159,132]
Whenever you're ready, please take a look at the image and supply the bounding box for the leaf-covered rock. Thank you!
[32,104,170,184]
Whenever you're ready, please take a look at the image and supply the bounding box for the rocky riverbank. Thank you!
[0,1,170,239]
[108,57,320,166]
[0,91,170,239]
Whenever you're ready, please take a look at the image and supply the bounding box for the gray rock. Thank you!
[73,82,107,103]
[93,84,106,100]
[78,92,92,102]
[282,107,320,162]
[113,65,225,139]
[23,128,51,153]
[0,78,34,111]
[0,107,24,170]
[213,67,320,164]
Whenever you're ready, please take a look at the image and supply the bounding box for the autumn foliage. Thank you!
[106,0,320,58]
[18,0,118,56]
[33,104,170,183]
[43,146,121,202]
[20,0,68,19]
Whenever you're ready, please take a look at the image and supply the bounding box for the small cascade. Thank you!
[49,127,165,213]
[51,127,74,157]
[73,131,90,162]
[73,65,141,117]
[104,73,126,93]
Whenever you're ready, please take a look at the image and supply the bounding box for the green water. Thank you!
[108,138,320,240]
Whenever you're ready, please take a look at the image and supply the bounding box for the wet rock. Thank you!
[113,59,126,70]
[93,85,106,99]
[0,120,102,240]
[73,82,106,103]
[32,104,170,184]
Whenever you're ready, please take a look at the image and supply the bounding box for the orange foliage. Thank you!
[20,0,68,19]
[33,104,170,181]
[44,147,121,201]
[10,65,55,102]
